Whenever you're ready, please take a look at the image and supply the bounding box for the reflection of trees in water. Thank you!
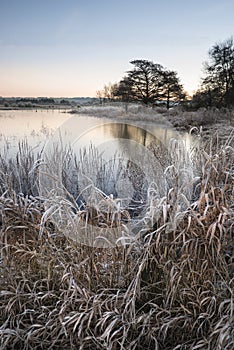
[103,123,158,147]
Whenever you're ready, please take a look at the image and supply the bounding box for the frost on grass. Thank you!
[0,107,234,349]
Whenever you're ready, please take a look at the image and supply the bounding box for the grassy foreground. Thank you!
[0,118,234,349]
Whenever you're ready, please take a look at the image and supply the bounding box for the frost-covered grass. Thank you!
[0,112,234,349]
[165,106,234,134]
[71,103,170,125]
[72,102,234,124]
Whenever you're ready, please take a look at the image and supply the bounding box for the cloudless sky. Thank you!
[0,0,233,97]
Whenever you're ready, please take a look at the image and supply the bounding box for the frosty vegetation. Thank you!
[0,102,234,349]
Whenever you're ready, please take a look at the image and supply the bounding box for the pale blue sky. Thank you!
[0,0,233,97]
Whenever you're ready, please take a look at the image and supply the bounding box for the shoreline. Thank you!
[1,104,233,146]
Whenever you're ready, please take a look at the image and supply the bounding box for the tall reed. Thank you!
[0,131,233,349]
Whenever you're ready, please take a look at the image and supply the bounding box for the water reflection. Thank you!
[0,110,192,154]
[103,123,153,147]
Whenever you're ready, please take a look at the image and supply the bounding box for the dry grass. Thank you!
[0,131,234,349]
[165,106,234,136]
[0,141,41,196]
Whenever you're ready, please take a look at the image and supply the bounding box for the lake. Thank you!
[0,108,193,154]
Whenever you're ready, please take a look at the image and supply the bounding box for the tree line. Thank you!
[97,60,186,109]
[97,36,234,109]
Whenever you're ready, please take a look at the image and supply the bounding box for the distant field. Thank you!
[0,97,99,110]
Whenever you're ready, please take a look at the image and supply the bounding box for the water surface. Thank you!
[0,109,193,156]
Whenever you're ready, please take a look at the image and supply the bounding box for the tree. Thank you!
[192,87,221,109]
[103,83,118,101]
[113,59,186,106]
[96,89,104,104]
[96,83,118,103]
[100,59,186,107]
[200,37,234,107]
[126,59,164,104]
[113,77,134,102]
[161,70,186,109]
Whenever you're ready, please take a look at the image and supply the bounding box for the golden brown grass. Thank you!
[0,133,234,349]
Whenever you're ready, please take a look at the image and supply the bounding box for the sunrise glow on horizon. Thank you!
[0,0,234,98]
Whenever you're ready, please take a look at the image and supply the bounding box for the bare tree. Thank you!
[96,89,104,104]
[96,83,118,103]
[199,37,234,107]
[103,83,118,101]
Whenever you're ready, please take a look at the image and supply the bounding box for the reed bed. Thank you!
[0,131,233,349]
